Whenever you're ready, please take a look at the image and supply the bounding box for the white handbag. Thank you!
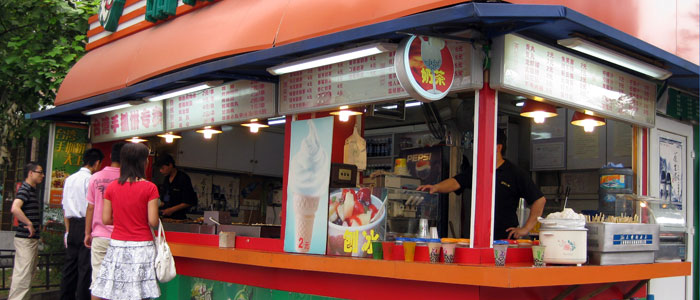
[153,220,177,282]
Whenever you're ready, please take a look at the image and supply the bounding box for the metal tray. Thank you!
[586,223,659,252]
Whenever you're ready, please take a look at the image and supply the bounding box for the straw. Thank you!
[370,195,388,223]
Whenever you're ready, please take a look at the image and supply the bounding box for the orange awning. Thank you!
[55,0,464,106]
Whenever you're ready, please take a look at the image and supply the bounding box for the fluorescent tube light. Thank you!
[267,116,286,125]
[405,101,422,108]
[267,43,397,75]
[145,80,224,102]
[82,102,134,116]
[557,38,672,80]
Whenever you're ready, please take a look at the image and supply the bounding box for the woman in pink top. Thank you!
[90,143,160,300]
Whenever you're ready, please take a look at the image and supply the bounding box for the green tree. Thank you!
[0,0,99,163]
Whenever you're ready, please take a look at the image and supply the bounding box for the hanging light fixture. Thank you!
[196,125,222,139]
[519,100,558,124]
[126,137,147,143]
[571,111,606,133]
[241,119,270,133]
[329,105,362,122]
[157,132,182,143]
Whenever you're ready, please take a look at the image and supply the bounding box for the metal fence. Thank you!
[0,251,64,291]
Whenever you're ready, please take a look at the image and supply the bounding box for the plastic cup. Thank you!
[371,241,383,259]
[403,241,417,262]
[494,244,508,266]
[427,240,441,263]
[381,241,394,260]
[532,245,546,267]
[441,242,456,264]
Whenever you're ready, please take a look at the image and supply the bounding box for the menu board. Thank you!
[91,101,164,143]
[165,80,276,131]
[279,41,482,114]
[662,87,699,122]
[491,34,656,127]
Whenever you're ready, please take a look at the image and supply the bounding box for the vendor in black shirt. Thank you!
[155,154,198,220]
[417,130,546,240]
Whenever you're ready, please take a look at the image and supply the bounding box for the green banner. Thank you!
[44,123,89,227]
[159,275,340,300]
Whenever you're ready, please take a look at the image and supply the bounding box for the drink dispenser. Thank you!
[598,167,634,216]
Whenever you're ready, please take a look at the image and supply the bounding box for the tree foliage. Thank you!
[0,0,99,162]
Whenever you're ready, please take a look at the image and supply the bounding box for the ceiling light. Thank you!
[329,105,362,122]
[82,102,135,116]
[405,101,422,108]
[515,101,525,107]
[195,125,222,139]
[241,119,270,133]
[126,137,147,143]
[520,100,558,124]
[558,38,672,80]
[267,43,397,75]
[157,132,181,143]
[267,116,286,125]
[571,111,606,133]
[145,80,224,102]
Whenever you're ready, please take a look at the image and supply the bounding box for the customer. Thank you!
[8,162,44,300]
[156,154,197,219]
[85,142,124,300]
[61,148,103,300]
[90,143,160,299]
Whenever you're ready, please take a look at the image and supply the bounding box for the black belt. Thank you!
[67,217,86,220]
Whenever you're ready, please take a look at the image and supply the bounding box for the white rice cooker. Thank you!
[538,217,587,265]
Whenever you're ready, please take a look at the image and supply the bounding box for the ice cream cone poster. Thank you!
[284,117,333,254]
[395,35,455,102]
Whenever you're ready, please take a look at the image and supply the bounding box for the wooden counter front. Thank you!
[170,242,690,289]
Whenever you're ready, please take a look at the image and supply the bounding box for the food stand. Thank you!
[28,1,698,299]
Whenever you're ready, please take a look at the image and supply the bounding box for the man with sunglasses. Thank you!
[8,162,45,300]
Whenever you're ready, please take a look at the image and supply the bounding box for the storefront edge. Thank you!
[165,239,689,299]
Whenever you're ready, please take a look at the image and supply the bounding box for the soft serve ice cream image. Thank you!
[288,119,331,253]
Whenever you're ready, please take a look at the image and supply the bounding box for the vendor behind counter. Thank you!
[155,154,198,219]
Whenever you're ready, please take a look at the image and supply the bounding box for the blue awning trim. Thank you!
[28,2,699,121]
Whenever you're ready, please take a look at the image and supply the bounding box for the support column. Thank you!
[471,77,498,248]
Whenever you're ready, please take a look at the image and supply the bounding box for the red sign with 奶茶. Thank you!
[396,35,455,102]
[407,36,455,95]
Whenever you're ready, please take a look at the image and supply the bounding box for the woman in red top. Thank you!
[90,143,160,300]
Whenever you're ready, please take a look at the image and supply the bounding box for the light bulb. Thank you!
[584,124,594,132]
[165,136,174,143]
[338,110,352,122]
[250,126,259,133]
[204,132,213,139]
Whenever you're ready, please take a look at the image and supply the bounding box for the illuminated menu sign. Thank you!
[165,80,276,131]
[491,34,656,127]
[279,41,482,114]
[91,102,164,143]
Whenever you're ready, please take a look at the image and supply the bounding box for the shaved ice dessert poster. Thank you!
[284,117,334,254]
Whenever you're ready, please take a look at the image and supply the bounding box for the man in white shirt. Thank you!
[60,148,103,300]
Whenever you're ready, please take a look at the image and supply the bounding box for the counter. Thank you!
[165,232,690,299]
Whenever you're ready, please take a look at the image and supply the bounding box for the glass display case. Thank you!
[637,196,687,261]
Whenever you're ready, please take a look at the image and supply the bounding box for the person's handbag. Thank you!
[152,220,177,282]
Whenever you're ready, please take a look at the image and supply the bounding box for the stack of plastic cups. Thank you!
[427,239,442,263]
[371,240,383,259]
[381,240,394,260]
[441,238,457,264]
[493,240,509,266]
[403,238,417,262]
